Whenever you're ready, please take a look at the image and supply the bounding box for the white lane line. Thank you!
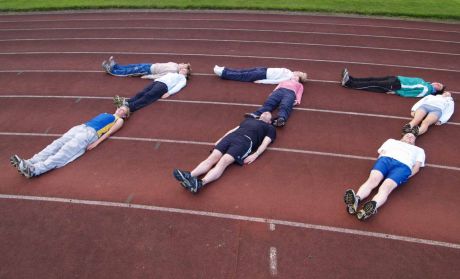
[0,51,458,72]
[0,37,458,56]
[1,194,459,250]
[0,16,458,34]
[1,132,459,171]
[1,27,458,44]
[270,223,276,231]
[269,247,278,276]
[1,94,459,125]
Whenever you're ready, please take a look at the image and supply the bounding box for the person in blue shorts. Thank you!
[173,112,276,194]
[343,133,425,220]
[10,106,129,178]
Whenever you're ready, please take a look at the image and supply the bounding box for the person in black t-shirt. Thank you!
[173,112,276,194]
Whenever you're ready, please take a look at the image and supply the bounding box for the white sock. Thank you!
[213,65,224,76]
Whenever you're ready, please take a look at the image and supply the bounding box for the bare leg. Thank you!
[356,170,384,199]
[191,149,222,177]
[371,178,398,208]
[409,109,428,127]
[201,154,235,185]
[418,112,440,135]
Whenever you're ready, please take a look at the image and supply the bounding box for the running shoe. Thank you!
[272,117,286,127]
[356,200,377,220]
[9,154,21,169]
[341,68,349,86]
[344,189,359,215]
[173,169,192,183]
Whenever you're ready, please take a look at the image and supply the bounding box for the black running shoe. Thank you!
[344,189,359,215]
[173,169,192,183]
[401,123,412,135]
[272,117,286,127]
[356,201,377,220]
[411,125,420,137]
[180,176,203,194]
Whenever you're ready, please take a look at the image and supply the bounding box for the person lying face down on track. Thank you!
[402,91,455,136]
[244,73,305,127]
[10,106,129,178]
[102,55,191,79]
[341,68,445,97]
[112,68,190,114]
[173,112,276,194]
[343,132,425,220]
[213,65,307,84]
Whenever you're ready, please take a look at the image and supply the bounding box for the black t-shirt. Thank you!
[233,118,276,149]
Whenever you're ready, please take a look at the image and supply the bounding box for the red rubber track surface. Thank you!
[1,11,459,278]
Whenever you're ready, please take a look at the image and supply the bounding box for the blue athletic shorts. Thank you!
[372,156,412,186]
[418,104,442,119]
[215,133,252,165]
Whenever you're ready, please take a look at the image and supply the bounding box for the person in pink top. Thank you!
[245,74,306,127]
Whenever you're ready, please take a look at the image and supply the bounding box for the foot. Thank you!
[17,159,35,178]
[344,189,359,215]
[108,56,116,68]
[213,65,224,76]
[113,95,128,108]
[244,112,259,119]
[272,117,286,127]
[401,123,412,135]
[9,154,21,169]
[356,201,377,220]
[411,125,420,137]
[102,60,112,73]
[173,169,192,183]
[181,176,203,194]
[341,68,349,86]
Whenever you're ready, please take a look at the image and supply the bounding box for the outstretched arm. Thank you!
[86,118,124,151]
[244,136,272,164]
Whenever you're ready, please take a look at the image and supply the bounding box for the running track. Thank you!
[0,10,459,278]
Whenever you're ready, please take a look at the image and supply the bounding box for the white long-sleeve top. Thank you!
[142,62,179,79]
[411,95,455,124]
[254,68,293,84]
[155,73,187,95]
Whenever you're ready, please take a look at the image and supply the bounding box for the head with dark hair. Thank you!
[431,82,445,95]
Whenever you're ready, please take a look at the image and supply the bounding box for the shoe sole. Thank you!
[10,155,20,168]
[343,189,357,215]
[357,202,376,220]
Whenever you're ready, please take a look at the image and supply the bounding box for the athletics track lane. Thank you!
[0,11,459,278]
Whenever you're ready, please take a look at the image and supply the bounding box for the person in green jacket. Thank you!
[340,68,445,97]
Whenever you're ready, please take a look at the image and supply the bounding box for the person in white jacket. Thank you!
[213,65,307,84]
[102,56,191,79]
[402,92,454,136]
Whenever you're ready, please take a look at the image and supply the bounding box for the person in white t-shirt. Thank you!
[102,56,191,79]
[213,65,307,84]
[112,69,189,114]
[343,133,425,220]
[402,91,455,136]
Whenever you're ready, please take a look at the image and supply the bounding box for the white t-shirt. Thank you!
[155,73,187,95]
[378,139,425,169]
